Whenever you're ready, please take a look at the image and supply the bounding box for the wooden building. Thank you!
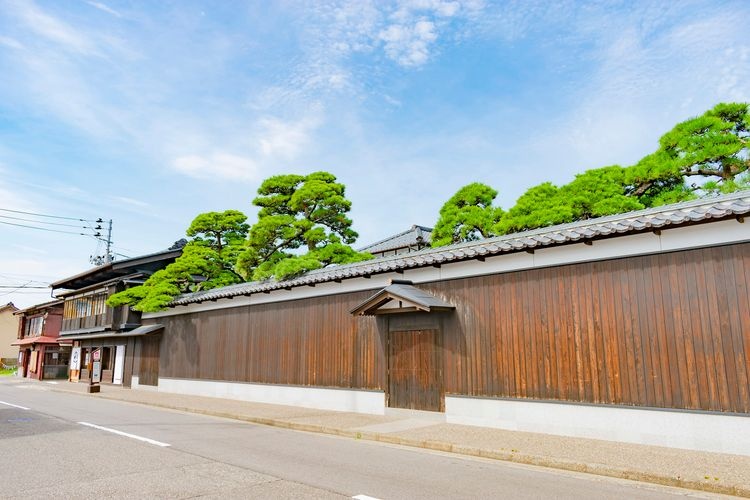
[50,247,181,386]
[359,224,433,257]
[136,193,750,456]
[0,302,19,366]
[12,300,68,380]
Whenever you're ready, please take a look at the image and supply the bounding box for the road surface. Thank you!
[0,379,725,499]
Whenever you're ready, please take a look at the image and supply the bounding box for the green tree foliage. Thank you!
[494,182,572,235]
[628,102,749,203]
[237,171,371,280]
[433,102,749,244]
[107,210,249,312]
[431,183,503,247]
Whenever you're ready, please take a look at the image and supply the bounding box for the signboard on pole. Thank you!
[70,347,81,370]
[92,361,101,383]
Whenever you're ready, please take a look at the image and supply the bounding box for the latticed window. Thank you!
[63,290,108,319]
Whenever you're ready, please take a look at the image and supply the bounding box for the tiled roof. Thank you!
[172,191,750,306]
[359,225,433,253]
[350,283,456,316]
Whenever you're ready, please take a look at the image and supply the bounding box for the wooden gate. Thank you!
[138,335,160,386]
[388,329,443,412]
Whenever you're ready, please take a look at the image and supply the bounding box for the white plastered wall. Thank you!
[445,396,750,456]
[157,378,386,414]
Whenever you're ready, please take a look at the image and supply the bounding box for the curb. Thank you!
[52,387,750,498]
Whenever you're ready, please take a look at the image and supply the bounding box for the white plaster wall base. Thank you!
[445,396,750,456]
[157,377,385,415]
[130,375,158,391]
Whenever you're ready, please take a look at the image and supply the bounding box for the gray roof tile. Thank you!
[172,191,750,306]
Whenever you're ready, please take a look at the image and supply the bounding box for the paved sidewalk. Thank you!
[30,380,750,497]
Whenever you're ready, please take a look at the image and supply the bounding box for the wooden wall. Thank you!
[154,242,750,414]
[429,242,750,414]
[157,291,384,389]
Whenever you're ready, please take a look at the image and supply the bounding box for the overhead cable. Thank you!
[0,220,96,236]
[0,207,100,223]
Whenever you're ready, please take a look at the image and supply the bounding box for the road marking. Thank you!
[353,495,382,500]
[0,400,30,410]
[78,422,171,447]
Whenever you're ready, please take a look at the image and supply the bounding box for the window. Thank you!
[63,290,108,319]
[24,316,44,337]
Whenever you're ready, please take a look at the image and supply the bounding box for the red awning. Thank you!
[11,335,61,346]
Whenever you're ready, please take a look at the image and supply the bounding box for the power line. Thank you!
[0,207,99,223]
[0,285,49,289]
[0,219,96,236]
[0,214,93,229]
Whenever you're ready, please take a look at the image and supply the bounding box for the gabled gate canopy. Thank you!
[350,281,455,316]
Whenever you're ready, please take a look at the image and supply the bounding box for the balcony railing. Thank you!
[61,309,113,333]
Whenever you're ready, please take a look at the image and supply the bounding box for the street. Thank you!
[0,379,727,499]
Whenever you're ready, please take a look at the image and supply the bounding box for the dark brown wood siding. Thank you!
[153,242,750,413]
[430,242,750,413]
[388,329,443,411]
[158,291,384,389]
[138,335,161,386]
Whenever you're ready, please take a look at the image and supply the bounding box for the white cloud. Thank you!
[379,19,437,66]
[172,153,260,182]
[0,35,24,50]
[86,1,123,18]
[111,196,149,209]
[258,114,322,159]
[8,0,97,55]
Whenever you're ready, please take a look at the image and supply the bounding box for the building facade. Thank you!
[50,247,182,386]
[127,193,747,456]
[13,300,68,380]
[0,302,19,365]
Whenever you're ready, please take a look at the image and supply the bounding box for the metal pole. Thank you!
[105,219,113,263]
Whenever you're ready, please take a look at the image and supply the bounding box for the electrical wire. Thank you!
[0,214,93,228]
[0,207,99,223]
[0,286,48,289]
[0,220,94,235]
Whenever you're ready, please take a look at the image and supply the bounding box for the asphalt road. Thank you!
[0,379,727,499]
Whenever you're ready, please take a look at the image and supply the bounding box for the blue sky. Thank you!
[1,0,749,307]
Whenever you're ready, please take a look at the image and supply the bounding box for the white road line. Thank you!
[77,422,171,447]
[0,400,30,410]
[353,495,382,500]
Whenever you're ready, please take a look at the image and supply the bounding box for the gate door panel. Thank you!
[388,329,442,412]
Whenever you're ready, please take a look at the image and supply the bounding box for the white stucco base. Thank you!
[156,377,386,414]
[130,375,158,391]
[445,396,750,456]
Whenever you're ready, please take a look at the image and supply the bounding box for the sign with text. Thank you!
[70,347,81,370]
[92,361,101,383]
[92,348,101,362]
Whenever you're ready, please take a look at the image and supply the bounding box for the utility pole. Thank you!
[105,219,113,264]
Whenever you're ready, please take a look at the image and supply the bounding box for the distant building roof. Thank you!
[13,299,64,316]
[359,225,433,254]
[171,191,750,306]
[0,302,18,313]
[50,246,183,291]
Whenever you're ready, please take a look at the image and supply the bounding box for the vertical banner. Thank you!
[113,345,125,384]
[70,347,81,370]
